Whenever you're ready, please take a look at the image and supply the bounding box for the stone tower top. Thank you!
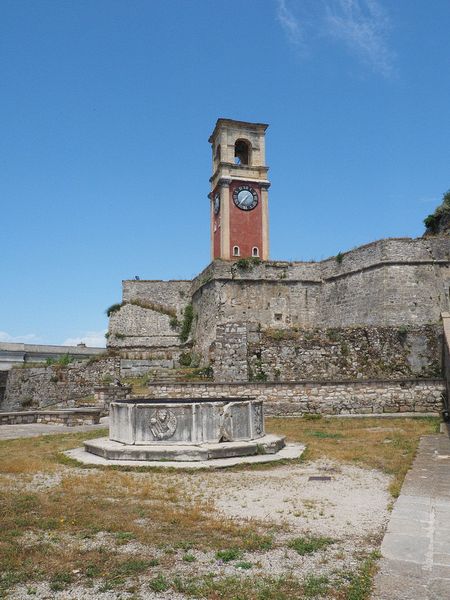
[209,118,270,261]
[208,118,270,191]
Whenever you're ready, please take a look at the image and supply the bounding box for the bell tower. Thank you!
[209,118,270,261]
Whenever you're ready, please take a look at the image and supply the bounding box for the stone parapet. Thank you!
[0,408,102,426]
[146,379,444,416]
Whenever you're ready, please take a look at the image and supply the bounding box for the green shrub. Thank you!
[105,302,123,316]
[179,304,194,343]
[170,316,180,330]
[57,353,73,366]
[179,352,192,367]
[336,252,344,264]
[424,189,450,233]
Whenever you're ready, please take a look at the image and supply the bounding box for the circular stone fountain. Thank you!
[83,398,287,463]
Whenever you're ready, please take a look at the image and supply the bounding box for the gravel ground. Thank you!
[5,459,392,599]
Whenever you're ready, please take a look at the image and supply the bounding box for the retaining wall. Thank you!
[146,379,445,416]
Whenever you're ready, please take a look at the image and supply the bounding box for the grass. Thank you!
[289,536,335,556]
[0,416,439,597]
[266,415,439,497]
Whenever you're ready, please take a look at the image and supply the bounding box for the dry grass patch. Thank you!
[266,415,439,496]
[0,416,438,597]
[0,431,277,594]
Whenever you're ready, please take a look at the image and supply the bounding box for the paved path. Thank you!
[373,431,450,599]
[0,417,109,440]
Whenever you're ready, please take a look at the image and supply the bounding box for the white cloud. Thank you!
[324,0,395,77]
[62,330,107,348]
[275,0,396,77]
[0,331,39,343]
[276,0,304,48]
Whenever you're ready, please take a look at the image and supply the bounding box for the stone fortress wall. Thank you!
[107,235,450,384]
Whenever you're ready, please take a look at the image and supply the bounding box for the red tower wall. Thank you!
[228,181,263,258]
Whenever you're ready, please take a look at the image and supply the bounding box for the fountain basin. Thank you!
[109,398,264,445]
[82,397,288,464]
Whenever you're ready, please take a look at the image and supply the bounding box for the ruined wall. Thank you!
[108,280,192,360]
[1,358,120,412]
[211,323,442,383]
[248,325,442,382]
[146,379,444,416]
[122,280,191,309]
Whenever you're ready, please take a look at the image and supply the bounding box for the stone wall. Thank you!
[108,280,191,358]
[146,379,444,416]
[1,358,120,412]
[109,236,450,374]
[0,371,7,405]
[248,325,442,381]
[0,408,101,426]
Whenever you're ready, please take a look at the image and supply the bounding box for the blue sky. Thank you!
[1,0,449,347]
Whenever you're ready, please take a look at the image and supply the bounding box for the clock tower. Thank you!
[209,118,270,261]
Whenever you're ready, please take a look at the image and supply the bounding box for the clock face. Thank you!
[233,185,258,211]
[214,193,220,215]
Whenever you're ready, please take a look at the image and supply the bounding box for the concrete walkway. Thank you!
[0,417,109,440]
[373,430,450,599]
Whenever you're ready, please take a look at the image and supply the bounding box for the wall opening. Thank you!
[233,246,240,256]
[234,139,250,165]
[252,247,259,257]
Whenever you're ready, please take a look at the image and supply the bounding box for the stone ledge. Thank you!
[0,408,102,426]
[84,434,285,462]
[65,441,303,470]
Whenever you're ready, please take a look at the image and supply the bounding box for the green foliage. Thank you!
[303,574,330,598]
[336,252,344,264]
[179,304,194,343]
[46,354,73,367]
[179,352,192,367]
[182,553,197,563]
[170,316,180,330]
[310,431,344,439]
[344,551,380,600]
[235,257,261,270]
[105,302,123,317]
[113,332,126,339]
[215,548,242,563]
[288,536,335,556]
[235,561,253,570]
[49,571,73,592]
[424,189,450,233]
[149,574,169,592]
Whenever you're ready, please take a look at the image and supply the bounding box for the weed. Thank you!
[235,561,253,570]
[288,536,335,556]
[336,252,344,264]
[303,574,330,597]
[179,304,194,343]
[170,316,180,330]
[49,571,72,592]
[105,303,123,316]
[114,531,135,543]
[345,551,379,599]
[215,548,242,562]
[149,574,169,592]
[182,553,197,563]
[310,431,344,439]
